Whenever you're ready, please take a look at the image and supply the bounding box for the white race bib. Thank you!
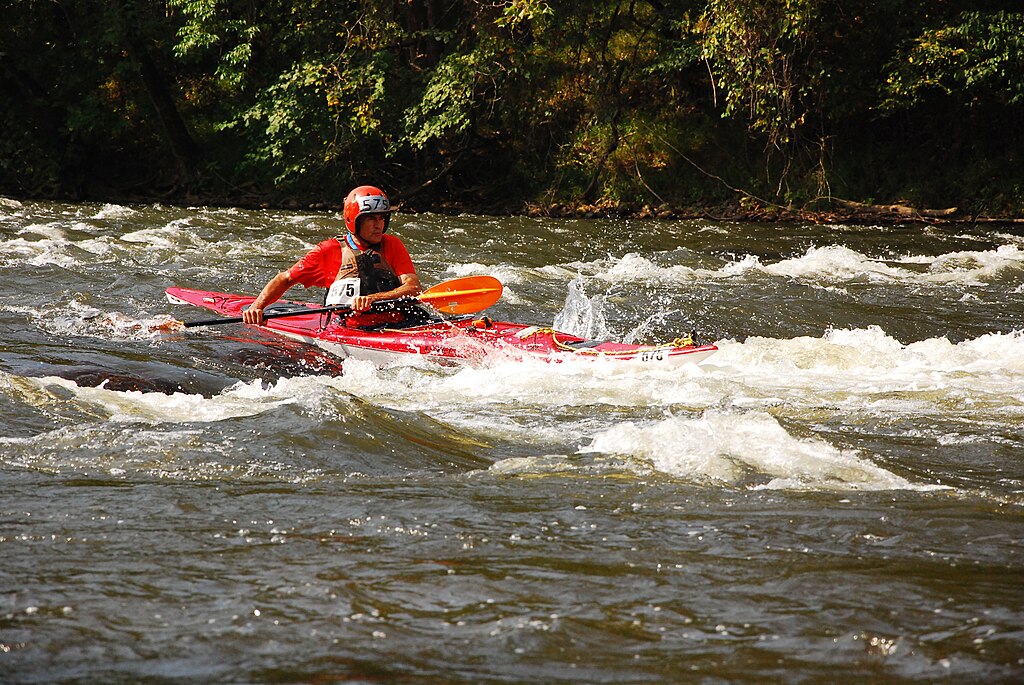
[326,278,360,306]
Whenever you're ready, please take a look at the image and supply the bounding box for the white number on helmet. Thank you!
[359,195,389,212]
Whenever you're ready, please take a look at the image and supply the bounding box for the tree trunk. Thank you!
[129,39,201,183]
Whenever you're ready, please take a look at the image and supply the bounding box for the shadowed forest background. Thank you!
[2,0,1022,219]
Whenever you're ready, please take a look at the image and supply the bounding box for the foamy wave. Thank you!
[120,220,196,249]
[764,245,913,281]
[442,262,529,286]
[742,243,1024,285]
[697,328,1024,427]
[601,253,699,282]
[19,223,68,241]
[1,226,118,268]
[922,244,1024,283]
[331,353,718,448]
[93,204,137,220]
[757,243,1024,285]
[8,299,174,341]
[20,376,309,424]
[576,243,1024,288]
[581,410,927,491]
[1,232,78,268]
[710,327,1024,378]
[442,354,712,404]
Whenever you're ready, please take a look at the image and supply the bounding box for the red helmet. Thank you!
[343,185,392,234]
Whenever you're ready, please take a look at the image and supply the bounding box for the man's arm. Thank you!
[243,270,298,324]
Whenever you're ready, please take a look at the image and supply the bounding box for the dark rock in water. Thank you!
[224,345,347,378]
[218,332,347,377]
[57,368,187,395]
[27,338,347,397]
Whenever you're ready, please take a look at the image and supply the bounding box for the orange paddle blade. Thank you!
[418,275,503,314]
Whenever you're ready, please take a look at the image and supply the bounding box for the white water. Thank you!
[7,316,1022,492]
[557,242,1024,287]
[4,205,1024,494]
[4,203,1024,685]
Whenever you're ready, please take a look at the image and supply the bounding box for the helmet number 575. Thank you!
[360,196,388,212]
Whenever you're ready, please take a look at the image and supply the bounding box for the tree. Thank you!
[0,0,199,196]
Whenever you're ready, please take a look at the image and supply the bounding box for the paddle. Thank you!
[159,275,502,330]
[416,275,503,314]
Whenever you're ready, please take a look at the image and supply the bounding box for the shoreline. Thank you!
[3,192,1022,226]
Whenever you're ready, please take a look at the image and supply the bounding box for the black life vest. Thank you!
[334,234,402,296]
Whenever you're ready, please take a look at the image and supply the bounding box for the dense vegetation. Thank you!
[2,1,1022,218]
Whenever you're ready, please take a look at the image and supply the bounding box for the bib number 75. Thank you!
[326,278,360,306]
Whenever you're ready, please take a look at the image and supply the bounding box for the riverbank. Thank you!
[3,192,1022,226]
[519,198,1024,225]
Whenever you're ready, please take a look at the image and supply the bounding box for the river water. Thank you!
[1,199,1022,684]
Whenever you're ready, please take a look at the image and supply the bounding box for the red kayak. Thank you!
[165,285,717,369]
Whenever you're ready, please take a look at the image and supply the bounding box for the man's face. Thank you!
[357,213,386,245]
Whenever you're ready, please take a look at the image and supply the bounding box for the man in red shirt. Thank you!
[242,185,421,325]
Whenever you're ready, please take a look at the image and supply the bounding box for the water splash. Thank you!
[2,299,176,342]
[552,277,611,339]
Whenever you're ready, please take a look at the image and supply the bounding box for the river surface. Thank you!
[1,199,1023,684]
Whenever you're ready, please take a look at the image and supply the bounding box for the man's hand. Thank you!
[243,271,296,325]
[242,306,264,324]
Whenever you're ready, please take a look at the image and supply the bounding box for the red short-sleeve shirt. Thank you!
[288,235,416,288]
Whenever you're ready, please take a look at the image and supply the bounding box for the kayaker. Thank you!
[242,185,422,325]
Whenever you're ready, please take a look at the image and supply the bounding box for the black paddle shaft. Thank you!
[181,297,426,328]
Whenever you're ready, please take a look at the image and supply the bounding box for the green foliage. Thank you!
[693,0,834,201]
[496,0,554,31]
[163,0,407,191]
[881,11,1024,109]
[1,0,1022,215]
[0,0,192,195]
[696,0,822,147]
[168,0,260,85]
[403,43,494,151]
